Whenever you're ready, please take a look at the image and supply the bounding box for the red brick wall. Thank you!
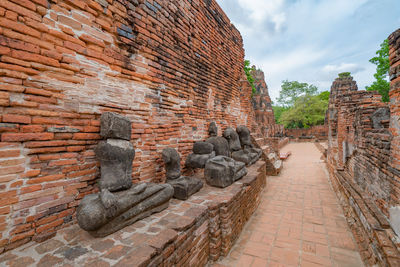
[0,0,258,252]
[326,31,400,266]
[286,125,328,140]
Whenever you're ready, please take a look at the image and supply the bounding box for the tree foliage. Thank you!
[279,93,329,129]
[366,39,390,102]
[317,91,330,101]
[274,82,329,129]
[277,80,318,107]
[272,105,289,124]
[338,72,351,78]
[244,60,256,95]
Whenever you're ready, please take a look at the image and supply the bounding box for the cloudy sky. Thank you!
[216,0,400,101]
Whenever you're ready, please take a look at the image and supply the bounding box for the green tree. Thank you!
[244,60,256,95]
[279,94,328,129]
[272,105,289,124]
[338,72,351,78]
[366,39,390,102]
[317,91,330,101]
[277,80,318,107]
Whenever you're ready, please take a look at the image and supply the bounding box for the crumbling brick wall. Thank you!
[0,0,260,252]
[326,30,400,266]
[251,69,284,138]
[285,125,328,140]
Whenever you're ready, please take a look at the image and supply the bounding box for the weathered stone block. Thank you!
[185,152,215,169]
[193,142,214,154]
[167,177,203,200]
[204,156,247,188]
[100,112,132,141]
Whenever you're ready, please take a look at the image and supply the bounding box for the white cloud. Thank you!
[322,63,365,76]
[236,0,287,34]
[237,0,285,22]
[217,0,400,101]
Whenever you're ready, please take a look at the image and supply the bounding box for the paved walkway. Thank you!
[214,143,364,267]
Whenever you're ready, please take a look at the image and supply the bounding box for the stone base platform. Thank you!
[0,161,266,267]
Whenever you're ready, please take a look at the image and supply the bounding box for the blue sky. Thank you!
[216,0,400,101]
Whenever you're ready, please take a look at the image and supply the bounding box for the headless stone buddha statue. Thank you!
[185,141,215,169]
[203,122,248,188]
[162,148,203,200]
[223,127,260,166]
[205,156,247,188]
[77,112,174,237]
[236,125,262,165]
[206,122,230,157]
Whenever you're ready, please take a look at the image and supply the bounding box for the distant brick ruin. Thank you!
[323,28,400,266]
[0,0,285,257]
[286,125,328,141]
[251,68,288,152]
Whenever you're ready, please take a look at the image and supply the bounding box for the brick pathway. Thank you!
[214,142,364,267]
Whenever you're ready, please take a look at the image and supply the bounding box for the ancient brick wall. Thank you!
[286,125,328,140]
[0,0,260,252]
[326,30,400,266]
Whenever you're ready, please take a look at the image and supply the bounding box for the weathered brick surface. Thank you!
[250,69,286,144]
[286,125,328,141]
[325,29,400,267]
[251,69,283,136]
[247,69,287,175]
[0,0,277,252]
[0,161,267,265]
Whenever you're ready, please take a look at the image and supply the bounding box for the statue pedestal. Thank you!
[167,177,203,200]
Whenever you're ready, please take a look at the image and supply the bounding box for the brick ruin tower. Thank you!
[251,68,284,138]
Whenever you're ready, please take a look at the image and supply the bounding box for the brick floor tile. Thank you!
[270,247,299,266]
[249,231,265,242]
[269,261,293,267]
[243,241,271,259]
[269,261,291,267]
[303,231,328,245]
[316,244,330,258]
[236,254,254,267]
[261,234,275,246]
[301,260,329,267]
[302,253,332,266]
[275,239,301,251]
[251,257,268,267]
[313,225,326,234]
